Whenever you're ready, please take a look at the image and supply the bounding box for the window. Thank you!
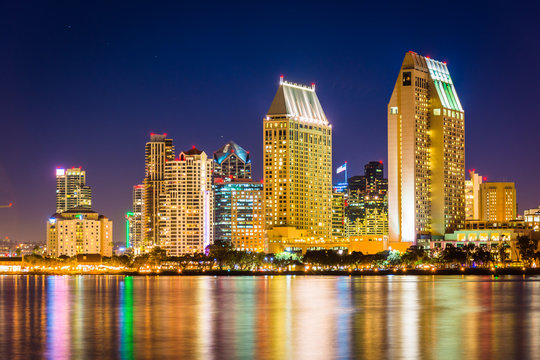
[390,107,398,115]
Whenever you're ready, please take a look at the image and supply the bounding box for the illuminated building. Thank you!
[129,184,144,252]
[331,191,345,239]
[345,161,388,237]
[143,133,174,248]
[55,167,92,213]
[213,178,265,252]
[213,141,251,179]
[46,207,113,257]
[465,170,483,220]
[264,77,332,250]
[524,207,540,231]
[160,147,213,255]
[479,182,516,221]
[388,51,465,243]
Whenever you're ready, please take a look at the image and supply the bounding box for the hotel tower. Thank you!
[264,77,332,247]
[388,52,465,243]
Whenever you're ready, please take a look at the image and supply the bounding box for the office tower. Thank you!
[213,178,265,252]
[264,77,332,246]
[55,167,92,213]
[344,161,388,237]
[213,141,252,179]
[160,147,213,255]
[128,184,144,252]
[388,51,465,243]
[479,182,516,221]
[331,191,345,239]
[47,208,113,257]
[465,170,483,220]
[143,133,174,248]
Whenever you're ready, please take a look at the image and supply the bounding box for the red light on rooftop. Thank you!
[150,132,155,136]
[443,61,447,65]
[379,160,383,164]
[426,56,430,59]
[483,177,487,181]
[9,203,12,207]
[192,145,196,149]
[163,133,167,137]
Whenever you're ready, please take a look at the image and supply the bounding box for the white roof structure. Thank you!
[267,77,328,125]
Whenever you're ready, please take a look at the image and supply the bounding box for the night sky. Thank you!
[1,1,539,245]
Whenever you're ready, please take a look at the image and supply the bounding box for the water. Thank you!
[0,275,539,359]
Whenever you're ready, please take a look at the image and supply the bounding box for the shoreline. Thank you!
[1,268,539,277]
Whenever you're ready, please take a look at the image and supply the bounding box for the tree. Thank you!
[517,235,539,267]
[386,250,402,266]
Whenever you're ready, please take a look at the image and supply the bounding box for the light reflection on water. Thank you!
[0,275,539,359]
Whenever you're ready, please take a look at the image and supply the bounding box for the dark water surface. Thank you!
[0,275,539,359]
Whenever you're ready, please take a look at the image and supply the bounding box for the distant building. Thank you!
[128,184,144,252]
[388,52,465,243]
[143,134,174,248]
[331,192,345,239]
[264,77,332,250]
[213,178,265,252]
[46,207,113,257]
[523,206,540,231]
[160,147,213,255]
[213,141,251,179]
[56,167,92,213]
[479,182,517,222]
[344,161,388,237]
[465,170,483,220]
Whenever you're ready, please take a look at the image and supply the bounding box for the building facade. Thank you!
[143,134,174,248]
[160,147,213,255]
[56,167,92,213]
[331,191,345,239]
[128,184,144,252]
[479,182,516,222]
[46,208,113,257]
[388,51,465,243]
[264,77,332,246]
[213,178,265,252]
[465,170,483,220]
[213,141,252,179]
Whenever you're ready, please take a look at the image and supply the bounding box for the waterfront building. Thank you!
[160,147,213,255]
[46,207,113,257]
[143,134,174,248]
[264,77,332,250]
[524,206,540,231]
[479,182,516,221]
[465,170,483,220]
[129,184,144,253]
[213,141,252,179]
[388,51,465,244]
[213,178,265,252]
[55,167,92,213]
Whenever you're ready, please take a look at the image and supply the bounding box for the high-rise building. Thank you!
[344,161,388,237]
[55,167,92,213]
[465,170,483,220]
[388,52,465,243]
[143,134,174,248]
[213,141,252,179]
[331,191,345,239]
[479,182,516,222]
[47,207,113,257]
[213,178,265,252]
[264,77,332,248]
[160,147,213,255]
[128,184,144,252]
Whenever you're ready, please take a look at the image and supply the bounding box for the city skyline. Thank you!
[2,1,540,245]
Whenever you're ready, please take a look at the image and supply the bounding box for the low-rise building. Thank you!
[46,207,113,257]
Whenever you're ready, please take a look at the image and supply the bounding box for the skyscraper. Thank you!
[55,167,92,213]
[264,77,332,248]
[129,184,144,252]
[213,178,265,252]
[388,52,465,243]
[143,134,174,248]
[160,147,213,255]
[213,141,252,179]
[465,170,483,220]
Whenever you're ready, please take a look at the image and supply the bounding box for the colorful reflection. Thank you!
[0,275,539,359]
